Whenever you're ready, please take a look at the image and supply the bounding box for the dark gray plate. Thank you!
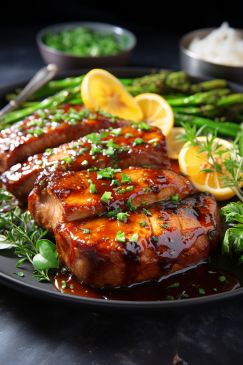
[0,67,243,313]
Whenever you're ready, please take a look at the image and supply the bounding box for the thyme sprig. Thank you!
[0,189,58,281]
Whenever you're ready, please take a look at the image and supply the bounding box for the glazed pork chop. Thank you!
[0,104,130,172]
[55,192,222,288]
[28,167,197,232]
[1,125,170,201]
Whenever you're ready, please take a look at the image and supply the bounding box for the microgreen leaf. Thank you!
[33,240,59,270]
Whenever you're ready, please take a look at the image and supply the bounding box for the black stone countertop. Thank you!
[1,25,243,365]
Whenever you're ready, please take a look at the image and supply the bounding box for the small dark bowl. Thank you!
[179,28,243,84]
[37,22,137,71]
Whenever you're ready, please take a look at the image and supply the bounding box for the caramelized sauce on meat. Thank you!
[52,160,239,299]
[54,263,241,301]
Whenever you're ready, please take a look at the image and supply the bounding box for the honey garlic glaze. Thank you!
[53,263,241,301]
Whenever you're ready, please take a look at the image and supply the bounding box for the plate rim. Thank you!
[1,66,243,311]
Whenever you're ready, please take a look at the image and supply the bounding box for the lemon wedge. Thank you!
[81,69,143,121]
[134,93,174,137]
[178,136,239,200]
[166,127,186,159]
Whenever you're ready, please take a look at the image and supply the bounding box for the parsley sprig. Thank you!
[0,189,58,281]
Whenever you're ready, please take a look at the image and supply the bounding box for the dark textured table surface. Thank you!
[1,25,243,365]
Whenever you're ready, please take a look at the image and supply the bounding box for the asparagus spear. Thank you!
[172,105,216,117]
[0,86,80,125]
[174,112,240,138]
[126,70,172,96]
[165,71,191,93]
[217,94,243,107]
[190,79,227,94]
[30,76,85,99]
[168,89,230,106]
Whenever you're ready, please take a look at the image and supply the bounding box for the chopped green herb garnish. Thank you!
[39,180,44,186]
[125,133,134,138]
[138,122,151,130]
[89,180,98,194]
[62,281,66,289]
[27,128,44,136]
[170,250,175,255]
[110,128,122,137]
[85,133,99,144]
[126,186,134,192]
[115,231,126,242]
[99,132,108,139]
[134,137,144,145]
[199,288,205,295]
[111,179,120,186]
[208,271,217,274]
[101,183,107,186]
[171,193,179,204]
[140,220,146,227]
[143,208,152,216]
[218,276,227,282]
[213,288,217,292]
[117,212,130,222]
[126,197,137,211]
[70,284,74,289]
[161,224,167,229]
[166,295,174,300]
[130,233,138,243]
[153,236,159,242]
[97,167,120,180]
[121,173,132,183]
[61,156,73,167]
[101,191,112,203]
[144,187,150,193]
[167,283,180,289]
[106,140,120,149]
[45,148,53,154]
[148,138,159,144]
[81,228,91,234]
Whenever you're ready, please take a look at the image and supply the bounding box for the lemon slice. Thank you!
[81,69,143,121]
[166,127,186,159]
[134,93,174,137]
[178,136,238,200]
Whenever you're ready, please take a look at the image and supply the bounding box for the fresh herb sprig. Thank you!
[177,123,243,264]
[0,189,58,281]
[177,122,243,202]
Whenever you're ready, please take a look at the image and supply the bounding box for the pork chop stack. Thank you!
[28,133,222,288]
[0,104,222,289]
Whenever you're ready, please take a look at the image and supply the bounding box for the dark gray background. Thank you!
[1,19,243,365]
